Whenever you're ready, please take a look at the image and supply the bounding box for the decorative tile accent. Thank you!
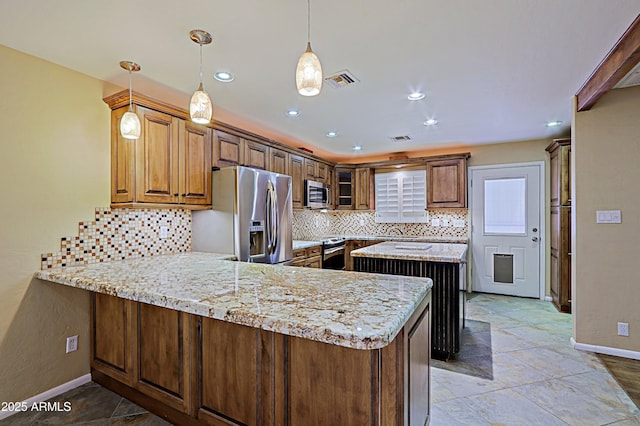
[40,208,191,270]
[293,209,469,240]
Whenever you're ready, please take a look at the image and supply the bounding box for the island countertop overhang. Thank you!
[351,241,468,263]
[34,252,432,350]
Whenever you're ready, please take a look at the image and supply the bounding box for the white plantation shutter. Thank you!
[375,170,428,223]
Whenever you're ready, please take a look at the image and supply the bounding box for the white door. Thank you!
[470,164,542,298]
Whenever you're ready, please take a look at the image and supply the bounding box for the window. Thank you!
[374,170,427,223]
[484,177,526,234]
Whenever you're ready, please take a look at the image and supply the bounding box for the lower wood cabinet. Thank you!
[90,292,431,425]
[344,239,377,271]
[291,245,322,268]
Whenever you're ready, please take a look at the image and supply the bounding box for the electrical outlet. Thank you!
[66,335,78,353]
[431,219,440,227]
[160,226,169,239]
[453,219,466,228]
[618,322,629,337]
[360,219,365,226]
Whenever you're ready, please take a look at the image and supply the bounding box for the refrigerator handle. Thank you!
[271,183,279,253]
[265,184,273,254]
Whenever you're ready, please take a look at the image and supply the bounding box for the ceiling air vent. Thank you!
[324,69,360,89]
[615,62,640,88]
[390,135,411,142]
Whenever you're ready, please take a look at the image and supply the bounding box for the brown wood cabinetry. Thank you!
[547,138,571,313]
[291,245,322,268]
[213,130,242,168]
[334,167,372,211]
[243,139,269,170]
[304,157,318,180]
[426,156,467,208]
[354,167,373,210]
[289,154,305,210]
[91,291,431,426]
[344,239,377,271]
[105,93,212,209]
[335,167,354,209]
[269,147,288,175]
[317,162,330,183]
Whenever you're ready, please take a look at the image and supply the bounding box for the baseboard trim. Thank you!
[0,374,91,420]
[571,337,640,361]
[544,296,553,302]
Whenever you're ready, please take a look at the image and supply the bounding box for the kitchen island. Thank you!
[35,252,432,426]
[351,241,467,360]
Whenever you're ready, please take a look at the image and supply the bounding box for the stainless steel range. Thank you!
[322,237,345,270]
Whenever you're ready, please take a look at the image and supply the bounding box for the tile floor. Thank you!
[3,293,639,425]
[431,293,640,425]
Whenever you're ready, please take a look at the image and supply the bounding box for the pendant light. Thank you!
[189,29,213,124]
[296,0,323,96]
[119,61,141,140]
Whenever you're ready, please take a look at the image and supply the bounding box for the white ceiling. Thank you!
[1,1,638,160]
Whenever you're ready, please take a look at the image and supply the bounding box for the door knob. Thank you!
[532,237,539,242]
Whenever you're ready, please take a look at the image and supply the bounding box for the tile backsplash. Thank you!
[40,208,191,269]
[293,209,468,240]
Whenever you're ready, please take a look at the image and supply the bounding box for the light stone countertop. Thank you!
[34,252,432,350]
[350,241,468,263]
[293,240,324,250]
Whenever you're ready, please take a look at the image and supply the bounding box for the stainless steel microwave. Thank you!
[304,179,330,209]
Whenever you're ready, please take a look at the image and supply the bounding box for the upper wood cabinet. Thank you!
[243,139,269,170]
[335,167,354,209]
[354,167,373,210]
[213,130,242,168]
[317,162,330,184]
[426,156,468,208]
[269,147,288,175]
[304,157,318,180]
[289,153,305,210]
[105,92,212,209]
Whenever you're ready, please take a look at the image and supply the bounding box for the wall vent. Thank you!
[390,135,411,142]
[324,69,360,89]
[615,62,640,88]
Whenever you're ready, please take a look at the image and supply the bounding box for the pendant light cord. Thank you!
[199,43,204,87]
[128,69,133,112]
[307,0,311,43]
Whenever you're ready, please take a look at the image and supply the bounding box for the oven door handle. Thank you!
[324,246,345,256]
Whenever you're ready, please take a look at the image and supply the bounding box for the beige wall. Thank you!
[0,45,110,400]
[573,85,640,352]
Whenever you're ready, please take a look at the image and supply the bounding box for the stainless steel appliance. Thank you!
[322,237,346,270]
[192,166,293,264]
[304,179,330,209]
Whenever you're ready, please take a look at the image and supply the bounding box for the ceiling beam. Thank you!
[576,14,640,111]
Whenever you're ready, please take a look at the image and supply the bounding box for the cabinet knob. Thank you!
[174,193,179,196]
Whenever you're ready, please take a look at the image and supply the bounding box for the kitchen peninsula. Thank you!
[35,252,432,426]
[351,241,467,360]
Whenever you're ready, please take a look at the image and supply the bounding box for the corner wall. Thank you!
[0,45,110,401]
[573,85,640,352]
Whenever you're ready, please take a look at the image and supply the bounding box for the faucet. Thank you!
[387,225,405,236]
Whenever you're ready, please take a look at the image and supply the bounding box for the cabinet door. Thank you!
[354,167,371,210]
[560,145,571,206]
[426,158,467,208]
[180,121,212,205]
[135,107,180,204]
[110,107,136,204]
[213,130,242,168]
[289,154,304,210]
[317,163,329,183]
[135,302,192,414]
[269,147,288,175]
[406,304,430,426]
[304,157,318,180]
[91,293,135,386]
[336,168,354,210]
[243,139,269,170]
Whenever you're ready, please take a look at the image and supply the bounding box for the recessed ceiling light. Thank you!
[352,145,362,151]
[326,131,338,138]
[214,71,234,82]
[286,109,301,117]
[423,118,438,126]
[546,120,563,127]
[408,92,425,101]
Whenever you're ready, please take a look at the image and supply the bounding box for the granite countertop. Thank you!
[293,240,324,250]
[342,235,468,244]
[34,252,432,350]
[350,241,468,263]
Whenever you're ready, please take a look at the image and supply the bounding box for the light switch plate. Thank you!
[596,210,622,224]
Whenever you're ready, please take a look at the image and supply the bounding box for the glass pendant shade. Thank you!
[120,110,141,140]
[296,42,322,97]
[190,82,213,124]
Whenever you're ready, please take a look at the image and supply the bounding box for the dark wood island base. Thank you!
[90,292,431,426]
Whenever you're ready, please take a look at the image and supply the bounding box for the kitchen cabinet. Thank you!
[291,245,322,268]
[105,93,212,209]
[91,294,193,414]
[289,153,305,210]
[304,157,318,180]
[547,138,571,313]
[354,167,373,210]
[243,139,269,170]
[335,167,354,209]
[426,156,467,208]
[317,162,330,184]
[344,240,377,271]
[269,147,288,175]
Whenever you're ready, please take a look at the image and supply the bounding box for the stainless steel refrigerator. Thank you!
[192,166,293,264]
